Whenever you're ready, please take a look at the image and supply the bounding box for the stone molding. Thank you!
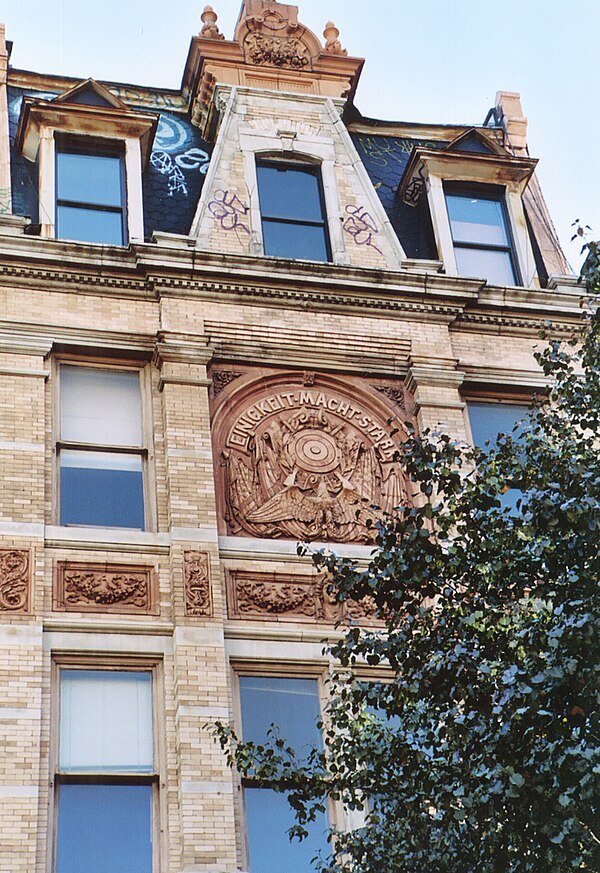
[184,551,213,616]
[227,569,380,625]
[0,549,31,613]
[53,561,158,615]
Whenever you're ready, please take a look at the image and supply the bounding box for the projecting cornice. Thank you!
[0,234,587,334]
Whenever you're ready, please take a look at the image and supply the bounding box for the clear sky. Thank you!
[3,0,598,270]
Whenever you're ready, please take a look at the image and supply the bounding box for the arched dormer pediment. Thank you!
[235,0,323,71]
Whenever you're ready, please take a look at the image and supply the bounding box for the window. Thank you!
[56,136,127,245]
[54,668,157,873]
[467,400,527,511]
[239,675,330,873]
[445,187,519,285]
[57,364,147,529]
[466,400,526,450]
[256,161,331,262]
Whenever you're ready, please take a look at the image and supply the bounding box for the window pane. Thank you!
[60,450,144,528]
[446,194,509,246]
[245,787,329,873]
[57,152,123,207]
[262,221,329,262]
[57,204,124,245]
[454,246,516,285]
[240,677,322,759]
[468,402,526,511]
[467,402,525,450]
[60,670,153,771]
[61,367,142,446]
[56,784,152,873]
[257,165,324,223]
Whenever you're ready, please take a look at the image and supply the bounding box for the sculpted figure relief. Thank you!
[244,32,310,68]
[221,383,407,544]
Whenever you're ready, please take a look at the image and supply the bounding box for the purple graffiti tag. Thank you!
[343,205,383,255]
[208,190,250,235]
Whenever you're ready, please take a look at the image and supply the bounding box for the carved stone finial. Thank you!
[201,5,225,40]
[323,20,347,56]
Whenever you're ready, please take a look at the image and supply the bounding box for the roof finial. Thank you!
[201,5,225,40]
[323,21,347,56]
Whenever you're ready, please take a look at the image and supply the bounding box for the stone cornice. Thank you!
[0,236,587,330]
[0,320,156,356]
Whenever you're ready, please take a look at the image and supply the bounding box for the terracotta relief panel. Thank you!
[184,551,213,616]
[0,549,31,613]
[54,562,158,615]
[211,371,411,544]
[227,570,380,625]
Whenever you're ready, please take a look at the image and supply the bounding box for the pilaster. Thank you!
[405,354,467,441]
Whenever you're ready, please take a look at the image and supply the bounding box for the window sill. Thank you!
[45,526,170,554]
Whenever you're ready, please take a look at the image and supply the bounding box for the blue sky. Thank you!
[4,0,598,270]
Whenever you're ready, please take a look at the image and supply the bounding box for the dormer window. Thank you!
[16,78,157,246]
[445,185,519,286]
[256,159,331,262]
[399,129,538,287]
[56,135,127,245]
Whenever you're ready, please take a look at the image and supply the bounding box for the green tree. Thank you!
[218,265,600,872]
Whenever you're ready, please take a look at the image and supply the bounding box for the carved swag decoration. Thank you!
[227,570,380,625]
[221,382,407,544]
[184,551,213,616]
[0,549,30,612]
[54,562,157,615]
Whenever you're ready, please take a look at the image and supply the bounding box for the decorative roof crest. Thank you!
[235,0,322,70]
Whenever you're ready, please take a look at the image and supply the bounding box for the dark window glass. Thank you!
[467,402,526,450]
[446,190,518,286]
[240,676,323,759]
[55,782,153,873]
[467,401,527,511]
[240,677,328,872]
[58,367,145,529]
[257,162,330,262]
[60,451,144,529]
[56,141,126,245]
[245,787,329,873]
[56,205,124,246]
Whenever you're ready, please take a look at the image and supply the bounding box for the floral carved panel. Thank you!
[0,549,31,613]
[227,570,381,625]
[215,375,408,544]
[54,562,158,615]
[184,551,213,617]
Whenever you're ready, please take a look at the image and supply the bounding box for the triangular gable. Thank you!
[445,128,507,157]
[52,78,128,110]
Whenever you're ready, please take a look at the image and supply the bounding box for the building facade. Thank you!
[0,2,582,871]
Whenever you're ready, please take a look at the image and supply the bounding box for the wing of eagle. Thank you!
[247,484,317,524]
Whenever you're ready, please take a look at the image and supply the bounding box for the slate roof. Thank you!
[7,86,213,239]
[350,132,448,259]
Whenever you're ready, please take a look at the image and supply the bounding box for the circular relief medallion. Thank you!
[221,384,407,544]
[290,430,340,474]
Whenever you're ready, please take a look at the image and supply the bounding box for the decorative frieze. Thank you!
[0,549,31,613]
[184,551,213,616]
[54,562,158,615]
[227,570,380,625]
